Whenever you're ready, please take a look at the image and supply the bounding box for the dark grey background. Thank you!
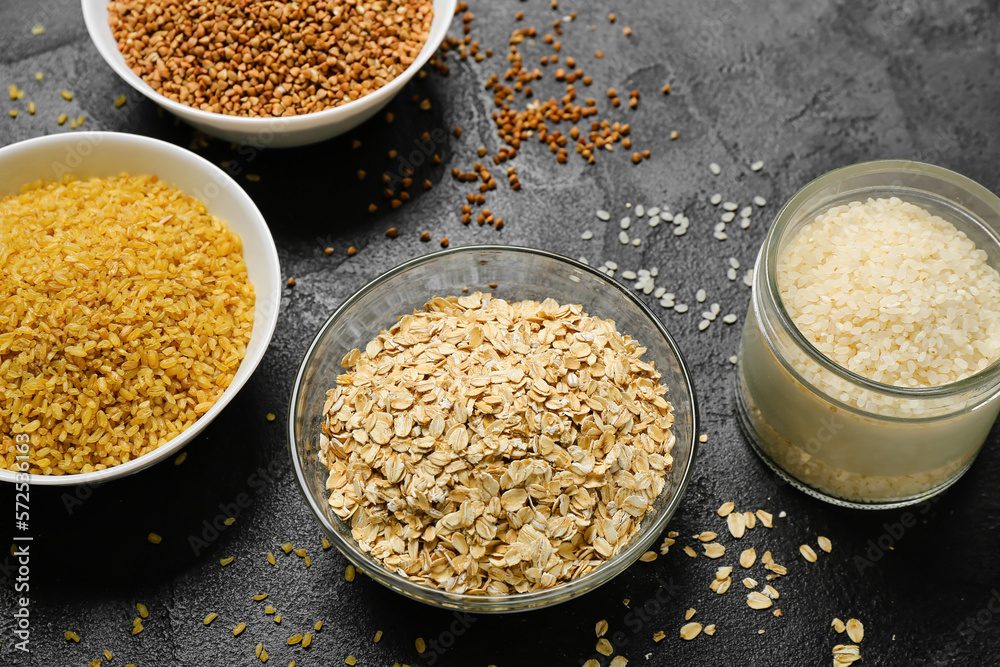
[2,0,999,665]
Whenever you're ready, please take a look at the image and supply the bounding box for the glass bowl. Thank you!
[288,245,699,612]
[737,160,1000,508]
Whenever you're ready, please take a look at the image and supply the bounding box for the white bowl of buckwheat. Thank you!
[83,0,457,147]
[288,246,699,612]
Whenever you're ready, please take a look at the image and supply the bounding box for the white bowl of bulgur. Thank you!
[0,132,281,485]
[82,0,457,147]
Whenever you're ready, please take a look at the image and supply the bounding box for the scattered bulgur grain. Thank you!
[595,619,609,637]
[321,538,332,550]
[345,565,356,582]
[266,552,276,566]
[302,633,312,648]
[314,621,323,632]
[596,638,614,655]
[56,112,67,125]
[345,657,357,666]
[653,630,666,642]
[347,246,357,256]
[174,452,188,465]
[234,623,247,636]
[264,605,276,615]
[253,594,268,601]
[416,637,427,653]
[65,631,81,642]
[31,24,45,35]
[281,543,293,554]
[287,634,303,645]
[147,533,162,544]
[374,630,383,643]
[60,90,72,101]
[115,94,127,108]
[27,102,36,115]
[204,613,218,626]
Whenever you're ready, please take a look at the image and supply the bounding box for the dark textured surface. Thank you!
[2,1,1000,665]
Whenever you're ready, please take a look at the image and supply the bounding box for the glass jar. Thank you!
[736,160,1000,509]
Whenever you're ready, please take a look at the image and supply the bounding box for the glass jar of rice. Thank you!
[737,160,1000,509]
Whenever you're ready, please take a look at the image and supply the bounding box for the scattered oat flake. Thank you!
[800,544,818,562]
[696,531,718,542]
[639,550,657,562]
[747,592,773,610]
[740,548,757,569]
[717,501,735,517]
[704,624,716,636]
[703,543,726,559]
[680,622,702,640]
[596,619,609,638]
[846,619,864,643]
[832,618,846,633]
[652,631,666,643]
[683,545,697,558]
[596,638,614,656]
[716,566,733,581]
[756,510,774,528]
[609,657,628,667]
[833,644,861,664]
[818,536,833,553]
[764,585,780,599]
[727,512,746,539]
[743,577,757,589]
[685,608,696,621]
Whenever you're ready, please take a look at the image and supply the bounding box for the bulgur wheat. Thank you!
[0,174,254,474]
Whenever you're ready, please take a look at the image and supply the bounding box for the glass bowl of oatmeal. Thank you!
[288,245,699,612]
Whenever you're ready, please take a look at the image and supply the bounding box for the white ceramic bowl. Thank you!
[0,132,281,486]
[82,0,457,147]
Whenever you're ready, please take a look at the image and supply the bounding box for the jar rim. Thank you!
[758,159,1000,400]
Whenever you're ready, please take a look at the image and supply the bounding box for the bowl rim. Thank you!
[81,0,458,131]
[287,244,700,612]
[0,131,281,486]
